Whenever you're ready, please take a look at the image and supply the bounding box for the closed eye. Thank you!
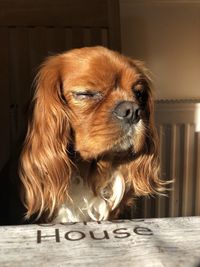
[72,90,103,100]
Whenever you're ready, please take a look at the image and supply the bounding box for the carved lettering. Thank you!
[134,227,153,236]
[37,229,60,243]
[113,228,131,239]
[65,231,86,241]
[89,230,109,240]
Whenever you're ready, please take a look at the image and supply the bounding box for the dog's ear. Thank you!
[19,55,72,221]
[121,60,165,200]
[125,123,163,197]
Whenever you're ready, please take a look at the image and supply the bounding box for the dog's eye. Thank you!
[73,91,102,100]
[132,79,148,103]
[134,89,148,103]
[135,90,143,99]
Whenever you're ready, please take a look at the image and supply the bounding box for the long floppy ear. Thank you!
[19,55,72,221]
[126,111,163,197]
[123,60,165,199]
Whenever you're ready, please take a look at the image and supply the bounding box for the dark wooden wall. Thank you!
[0,0,121,225]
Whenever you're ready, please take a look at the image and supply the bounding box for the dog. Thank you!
[19,46,165,223]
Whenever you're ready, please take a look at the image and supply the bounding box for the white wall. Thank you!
[119,0,200,100]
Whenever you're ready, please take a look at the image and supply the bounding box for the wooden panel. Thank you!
[72,28,84,48]
[9,27,31,146]
[0,0,108,27]
[107,0,121,51]
[83,28,91,46]
[101,28,109,47]
[90,27,103,46]
[83,27,109,47]
[0,28,10,170]
[65,28,73,51]
[46,27,66,55]
[0,217,200,266]
[29,27,48,76]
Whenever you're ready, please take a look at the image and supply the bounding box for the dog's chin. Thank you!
[111,136,133,153]
[111,125,135,152]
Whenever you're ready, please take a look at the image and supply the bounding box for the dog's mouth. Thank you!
[72,118,145,160]
[111,119,144,152]
[111,129,134,152]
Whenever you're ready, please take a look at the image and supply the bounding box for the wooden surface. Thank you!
[0,0,107,27]
[0,217,200,267]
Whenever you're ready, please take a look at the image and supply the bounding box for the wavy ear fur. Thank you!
[19,55,72,220]
[125,122,163,197]
[121,60,165,201]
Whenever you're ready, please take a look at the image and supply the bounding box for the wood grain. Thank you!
[0,28,10,170]
[0,217,200,267]
[0,0,107,27]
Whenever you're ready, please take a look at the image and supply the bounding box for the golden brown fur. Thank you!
[19,46,165,222]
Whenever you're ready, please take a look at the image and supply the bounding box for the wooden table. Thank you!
[0,217,200,267]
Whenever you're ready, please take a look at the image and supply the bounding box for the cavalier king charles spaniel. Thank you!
[19,46,165,223]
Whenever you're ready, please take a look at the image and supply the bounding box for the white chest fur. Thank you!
[53,172,125,223]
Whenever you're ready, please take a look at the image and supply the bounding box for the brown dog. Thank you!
[19,46,165,223]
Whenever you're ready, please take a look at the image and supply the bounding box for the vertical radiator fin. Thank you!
[169,124,177,217]
[195,132,200,214]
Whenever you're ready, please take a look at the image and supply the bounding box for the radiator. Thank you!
[133,100,200,219]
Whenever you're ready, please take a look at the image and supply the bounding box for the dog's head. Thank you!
[19,46,163,220]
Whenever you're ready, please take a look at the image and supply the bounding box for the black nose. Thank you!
[113,101,141,124]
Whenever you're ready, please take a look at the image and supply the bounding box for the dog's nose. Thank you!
[113,101,141,124]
